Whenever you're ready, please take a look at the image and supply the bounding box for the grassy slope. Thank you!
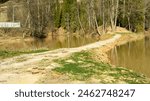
[45,51,150,84]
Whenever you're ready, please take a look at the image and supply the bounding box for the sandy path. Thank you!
[0,34,121,84]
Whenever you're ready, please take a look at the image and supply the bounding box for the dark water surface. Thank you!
[109,35,150,77]
[0,35,99,51]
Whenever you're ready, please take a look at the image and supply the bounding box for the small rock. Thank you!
[38,68,45,70]
[33,67,38,69]
[26,68,32,72]
[66,60,75,63]
[50,63,60,67]
[32,70,40,74]
[41,71,46,74]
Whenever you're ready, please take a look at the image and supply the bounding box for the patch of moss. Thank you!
[51,51,150,84]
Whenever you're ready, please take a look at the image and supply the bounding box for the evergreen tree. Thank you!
[62,0,79,32]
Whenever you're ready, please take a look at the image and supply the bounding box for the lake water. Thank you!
[0,35,99,51]
[109,35,150,77]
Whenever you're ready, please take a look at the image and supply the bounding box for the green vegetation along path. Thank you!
[0,34,121,83]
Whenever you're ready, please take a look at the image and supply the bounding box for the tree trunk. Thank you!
[128,16,131,31]
[77,4,85,34]
[110,0,115,32]
[102,0,105,34]
[12,5,15,22]
[114,0,119,30]
[94,11,101,36]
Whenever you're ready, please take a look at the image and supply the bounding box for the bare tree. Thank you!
[27,0,50,38]
[77,2,85,34]
[109,0,119,32]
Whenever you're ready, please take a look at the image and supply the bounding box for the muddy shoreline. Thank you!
[90,33,145,64]
[39,33,150,84]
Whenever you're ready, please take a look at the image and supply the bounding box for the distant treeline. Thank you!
[1,0,150,37]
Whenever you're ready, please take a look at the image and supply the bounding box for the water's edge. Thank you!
[108,34,150,78]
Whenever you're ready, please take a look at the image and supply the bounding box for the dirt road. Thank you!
[0,34,121,84]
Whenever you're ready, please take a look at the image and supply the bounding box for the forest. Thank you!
[0,0,150,38]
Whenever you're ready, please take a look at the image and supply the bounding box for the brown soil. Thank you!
[0,32,145,84]
[0,34,121,84]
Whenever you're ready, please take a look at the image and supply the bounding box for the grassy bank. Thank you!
[0,49,49,59]
[41,51,150,84]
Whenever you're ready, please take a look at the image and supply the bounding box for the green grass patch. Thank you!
[51,51,150,84]
[0,49,49,59]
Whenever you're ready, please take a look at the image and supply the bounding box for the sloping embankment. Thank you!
[39,34,150,84]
